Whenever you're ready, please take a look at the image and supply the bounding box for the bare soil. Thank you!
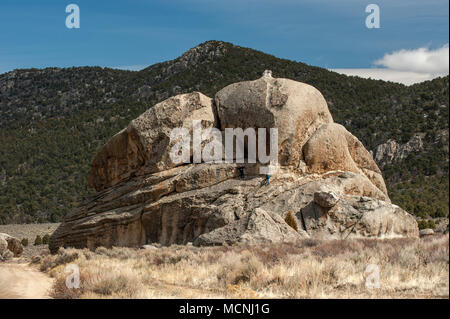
[0,262,53,299]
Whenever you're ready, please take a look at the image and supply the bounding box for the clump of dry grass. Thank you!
[40,248,84,271]
[40,236,449,299]
[284,211,298,231]
[218,250,264,285]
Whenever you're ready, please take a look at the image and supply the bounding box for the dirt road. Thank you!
[0,263,53,299]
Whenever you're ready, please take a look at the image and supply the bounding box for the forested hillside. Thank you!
[0,41,448,223]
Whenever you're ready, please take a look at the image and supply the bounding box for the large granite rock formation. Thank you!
[50,72,418,253]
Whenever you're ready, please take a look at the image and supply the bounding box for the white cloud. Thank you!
[374,44,449,74]
[332,44,449,85]
[330,68,441,85]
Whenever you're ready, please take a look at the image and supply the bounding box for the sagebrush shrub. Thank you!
[21,238,29,247]
[42,234,50,245]
[34,235,42,246]
[418,220,436,230]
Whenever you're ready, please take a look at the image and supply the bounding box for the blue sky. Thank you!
[0,0,448,83]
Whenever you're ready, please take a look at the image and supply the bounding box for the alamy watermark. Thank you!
[169,120,279,175]
[65,264,80,289]
[364,264,380,289]
[66,4,80,29]
[365,4,380,29]
[64,4,378,30]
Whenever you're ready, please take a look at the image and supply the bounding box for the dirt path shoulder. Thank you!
[0,262,53,299]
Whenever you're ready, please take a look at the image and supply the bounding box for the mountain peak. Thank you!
[178,40,230,64]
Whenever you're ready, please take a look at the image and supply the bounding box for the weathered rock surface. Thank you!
[0,236,7,256]
[300,196,418,239]
[303,123,388,196]
[50,72,419,253]
[372,135,424,168]
[215,70,333,167]
[314,189,340,208]
[419,228,434,237]
[0,233,23,260]
[89,92,216,191]
[194,208,308,246]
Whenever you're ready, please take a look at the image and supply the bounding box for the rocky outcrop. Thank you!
[89,92,216,191]
[0,233,23,260]
[50,72,419,253]
[304,123,388,195]
[194,208,308,246]
[373,135,424,168]
[301,196,418,239]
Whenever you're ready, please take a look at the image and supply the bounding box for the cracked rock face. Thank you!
[50,72,418,253]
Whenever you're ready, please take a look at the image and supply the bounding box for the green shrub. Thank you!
[285,211,298,232]
[21,238,29,247]
[42,234,50,245]
[34,235,42,246]
[418,220,436,230]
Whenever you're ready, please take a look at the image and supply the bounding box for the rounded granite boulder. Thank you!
[214,71,333,167]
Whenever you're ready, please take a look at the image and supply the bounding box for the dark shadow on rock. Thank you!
[297,202,329,232]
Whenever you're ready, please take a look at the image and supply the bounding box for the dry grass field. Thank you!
[38,235,449,299]
[0,223,59,243]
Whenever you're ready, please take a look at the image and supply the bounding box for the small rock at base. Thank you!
[141,245,158,250]
[419,228,434,237]
[314,191,340,208]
